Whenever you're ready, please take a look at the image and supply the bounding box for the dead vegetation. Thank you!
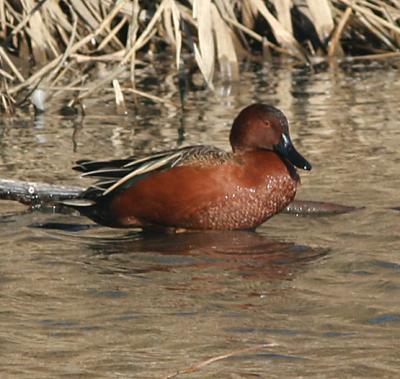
[0,0,399,114]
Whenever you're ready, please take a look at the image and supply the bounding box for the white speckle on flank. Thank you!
[191,174,297,229]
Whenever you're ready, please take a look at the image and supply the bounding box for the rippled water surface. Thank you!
[1,62,400,378]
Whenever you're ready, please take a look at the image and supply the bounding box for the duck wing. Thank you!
[74,145,230,199]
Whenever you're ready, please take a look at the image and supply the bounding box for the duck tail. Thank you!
[59,199,118,228]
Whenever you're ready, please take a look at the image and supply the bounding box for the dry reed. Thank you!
[0,0,399,114]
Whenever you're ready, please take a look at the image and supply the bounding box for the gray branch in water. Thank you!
[284,200,361,215]
[0,178,360,215]
[0,178,82,206]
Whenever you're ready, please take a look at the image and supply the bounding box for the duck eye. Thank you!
[264,120,271,128]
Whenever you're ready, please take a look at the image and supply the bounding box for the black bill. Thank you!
[274,133,312,171]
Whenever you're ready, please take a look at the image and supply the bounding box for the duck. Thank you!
[62,104,311,231]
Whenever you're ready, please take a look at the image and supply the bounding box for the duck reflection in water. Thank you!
[83,229,328,281]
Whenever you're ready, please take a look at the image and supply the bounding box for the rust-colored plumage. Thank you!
[63,104,311,231]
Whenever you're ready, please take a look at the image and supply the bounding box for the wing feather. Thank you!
[76,145,230,199]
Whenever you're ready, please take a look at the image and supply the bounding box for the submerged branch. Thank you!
[164,343,276,379]
[0,178,360,216]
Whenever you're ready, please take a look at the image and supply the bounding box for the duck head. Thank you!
[229,104,312,171]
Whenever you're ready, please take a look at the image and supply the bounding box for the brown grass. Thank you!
[0,0,399,114]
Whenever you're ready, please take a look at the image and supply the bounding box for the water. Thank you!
[1,61,400,378]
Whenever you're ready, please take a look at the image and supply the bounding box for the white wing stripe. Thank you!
[102,151,183,196]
